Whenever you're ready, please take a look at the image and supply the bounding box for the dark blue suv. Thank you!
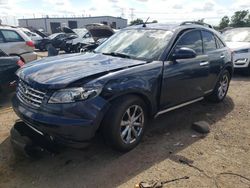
[12,22,233,151]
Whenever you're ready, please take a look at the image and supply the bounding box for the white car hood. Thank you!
[226,42,250,51]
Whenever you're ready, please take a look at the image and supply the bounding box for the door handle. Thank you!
[220,54,225,58]
[200,61,209,66]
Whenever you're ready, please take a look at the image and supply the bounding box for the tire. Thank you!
[75,44,82,53]
[64,46,71,53]
[101,95,148,152]
[206,70,231,103]
[45,44,50,51]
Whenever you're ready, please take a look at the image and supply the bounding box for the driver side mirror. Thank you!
[172,47,197,60]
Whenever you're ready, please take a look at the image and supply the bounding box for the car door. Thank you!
[159,29,210,109]
[201,31,227,90]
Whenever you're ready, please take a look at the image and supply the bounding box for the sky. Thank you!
[0,0,250,26]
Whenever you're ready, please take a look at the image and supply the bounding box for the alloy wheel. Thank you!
[120,105,144,144]
[218,74,229,100]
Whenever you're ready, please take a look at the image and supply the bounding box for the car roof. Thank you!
[0,25,20,31]
[126,22,216,33]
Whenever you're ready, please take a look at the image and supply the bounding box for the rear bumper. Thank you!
[21,52,37,63]
[12,95,110,147]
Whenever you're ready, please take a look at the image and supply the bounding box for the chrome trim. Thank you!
[25,123,44,136]
[154,97,204,118]
[17,89,42,104]
[17,92,41,108]
[204,89,213,94]
[200,61,209,66]
[17,79,46,108]
[19,80,45,95]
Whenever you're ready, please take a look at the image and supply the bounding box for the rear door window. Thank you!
[1,30,24,42]
[202,31,217,52]
[175,30,203,55]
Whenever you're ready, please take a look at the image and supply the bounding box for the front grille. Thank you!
[17,79,46,108]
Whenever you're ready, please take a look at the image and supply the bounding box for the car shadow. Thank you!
[0,89,15,109]
[232,72,250,81]
[0,96,234,188]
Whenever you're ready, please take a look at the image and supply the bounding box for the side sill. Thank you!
[154,97,204,118]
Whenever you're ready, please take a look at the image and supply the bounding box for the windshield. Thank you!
[223,28,250,42]
[95,29,173,61]
[73,28,89,37]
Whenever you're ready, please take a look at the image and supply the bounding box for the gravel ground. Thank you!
[0,74,250,188]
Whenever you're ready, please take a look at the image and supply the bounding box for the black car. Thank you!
[0,49,24,92]
[63,24,114,53]
[35,32,77,51]
[11,22,233,152]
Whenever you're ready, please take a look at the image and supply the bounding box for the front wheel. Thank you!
[206,70,230,102]
[101,95,147,152]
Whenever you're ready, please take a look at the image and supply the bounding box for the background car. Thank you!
[0,49,24,92]
[21,28,43,41]
[35,32,77,51]
[64,24,114,53]
[0,25,37,63]
[223,27,250,75]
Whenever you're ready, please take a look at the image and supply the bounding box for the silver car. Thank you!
[0,26,37,63]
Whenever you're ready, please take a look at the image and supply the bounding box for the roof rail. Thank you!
[180,21,213,29]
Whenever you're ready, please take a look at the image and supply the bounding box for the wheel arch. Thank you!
[224,63,233,78]
[107,92,156,117]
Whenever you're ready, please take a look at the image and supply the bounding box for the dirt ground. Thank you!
[0,74,250,188]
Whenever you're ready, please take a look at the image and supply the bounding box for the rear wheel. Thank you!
[206,70,230,102]
[101,95,147,152]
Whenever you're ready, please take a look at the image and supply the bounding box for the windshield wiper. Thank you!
[102,52,131,59]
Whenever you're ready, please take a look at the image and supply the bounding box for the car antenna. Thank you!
[142,17,150,27]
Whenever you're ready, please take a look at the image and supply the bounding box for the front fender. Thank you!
[99,61,163,115]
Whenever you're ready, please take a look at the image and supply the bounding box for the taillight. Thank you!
[26,41,35,48]
[17,59,25,67]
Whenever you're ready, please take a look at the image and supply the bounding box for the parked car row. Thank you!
[32,24,115,53]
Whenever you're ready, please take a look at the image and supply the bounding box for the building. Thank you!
[18,16,127,34]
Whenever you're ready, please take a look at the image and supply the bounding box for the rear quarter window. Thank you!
[1,30,24,42]
[215,36,225,49]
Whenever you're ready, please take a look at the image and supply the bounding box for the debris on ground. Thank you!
[192,121,210,134]
[135,176,189,188]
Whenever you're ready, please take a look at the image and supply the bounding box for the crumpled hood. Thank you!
[17,53,145,89]
[226,42,250,51]
[86,24,114,42]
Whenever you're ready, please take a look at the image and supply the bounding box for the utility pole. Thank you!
[130,8,134,21]
[121,8,125,18]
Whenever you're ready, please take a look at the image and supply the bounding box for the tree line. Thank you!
[219,10,250,30]
[129,10,250,30]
